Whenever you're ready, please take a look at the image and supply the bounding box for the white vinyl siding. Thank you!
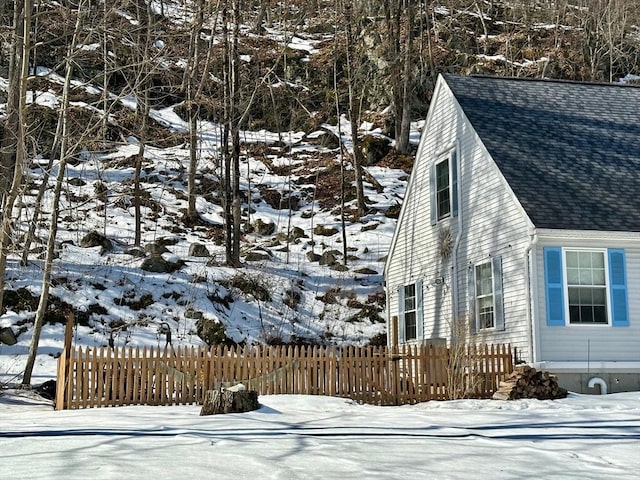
[386,81,458,343]
[386,77,532,357]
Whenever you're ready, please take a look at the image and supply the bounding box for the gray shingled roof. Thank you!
[443,74,640,232]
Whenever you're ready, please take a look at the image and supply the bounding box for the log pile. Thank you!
[492,365,568,400]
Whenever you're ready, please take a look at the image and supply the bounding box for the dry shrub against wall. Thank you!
[446,315,483,400]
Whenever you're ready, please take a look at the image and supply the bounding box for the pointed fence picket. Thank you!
[55,342,513,410]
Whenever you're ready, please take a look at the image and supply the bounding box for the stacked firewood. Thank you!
[492,365,568,400]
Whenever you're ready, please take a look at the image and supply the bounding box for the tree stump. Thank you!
[200,384,260,416]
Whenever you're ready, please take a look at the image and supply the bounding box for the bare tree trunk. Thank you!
[395,0,414,154]
[333,3,348,263]
[230,0,242,266]
[0,0,22,202]
[101,0,109,142]
[385,0,402,150]
[0,0,31,313]
[221,1,233,265]
[133,0,153,247]
[344,1,366,218]
[185,0,205,220]
[22,0,84,386]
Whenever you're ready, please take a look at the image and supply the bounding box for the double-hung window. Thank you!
[469,257,504,332]
[403,284,417,340]
[544,247,629,327]
[430,148,458,225]
[475,262,494,329]
[435,159,451,220]
[565,250,607,324]
[397,281,424,343]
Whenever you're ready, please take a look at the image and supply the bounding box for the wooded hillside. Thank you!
[0,1,638,385]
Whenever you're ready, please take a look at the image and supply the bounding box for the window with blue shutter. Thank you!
[544,247,565,326]
[608,249,629,327]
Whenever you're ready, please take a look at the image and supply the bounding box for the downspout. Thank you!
[451,142,463,335]
[384,279,390,347]
[524,230,538,363]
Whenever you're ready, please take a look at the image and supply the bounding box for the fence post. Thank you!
[390,316,401,405]
[55,312,74,410]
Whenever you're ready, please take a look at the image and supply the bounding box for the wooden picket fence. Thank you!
[55,342,513,410]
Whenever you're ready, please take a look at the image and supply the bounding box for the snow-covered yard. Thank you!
[1,390,639,479]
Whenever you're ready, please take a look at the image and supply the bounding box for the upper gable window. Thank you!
[430,148,458,225]
[436,158,451,220]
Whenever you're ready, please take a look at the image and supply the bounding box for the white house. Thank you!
[384,74,640,393]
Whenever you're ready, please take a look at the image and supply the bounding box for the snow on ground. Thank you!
[1,390,639,479]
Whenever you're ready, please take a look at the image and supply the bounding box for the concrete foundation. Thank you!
[552,371,640,394]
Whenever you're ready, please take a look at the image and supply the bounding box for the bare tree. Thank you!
[22,0,88,386]
[0,0,32,313]
[230,0,242,266]
[133,0,154,247]
[343,1,367,218]
[183,0,205,221]
[220,0,242,267]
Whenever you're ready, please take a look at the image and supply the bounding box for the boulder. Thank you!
[306,251,321,262]
[314,225,338,236]
[34,380,57,400]
[253,218,276,236]
[354,267,378,275]
[144,242,169,255]
[359,134,391,165]
[189,242,210,257]
[124,247,147,258]
[140,255,183,273]
[245,250,271,262]
[319,251,337,266]
[0,326,17,345]
[80,231,113,253]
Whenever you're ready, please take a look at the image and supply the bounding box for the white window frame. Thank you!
[435,156,451,220]
[563,248,611,326]
[474,261,495,330]
[402,283,418,341]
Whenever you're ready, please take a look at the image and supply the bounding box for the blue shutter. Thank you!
[397,286,406,343]
[608,249,629,327]
[451,149,458,218]
[429,163,437,225]
[468,265,476,333]
[416,280,424,340]
[492,256,504,331]
[544,247,565,326]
